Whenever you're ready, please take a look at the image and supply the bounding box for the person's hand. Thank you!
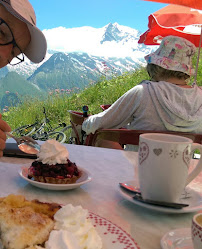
[0,114,11,157]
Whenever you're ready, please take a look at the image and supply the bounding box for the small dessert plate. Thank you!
[119,185,202,213]
[19,165,92,190]
[160,228,193,249]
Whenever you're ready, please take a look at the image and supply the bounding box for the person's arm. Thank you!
[0,114,11,157]
[82,85,144,134]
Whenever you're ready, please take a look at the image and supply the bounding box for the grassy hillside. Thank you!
[3,56,202,142]
[3,67,147,129]
[0,72,46,111]
[0,72,45,97]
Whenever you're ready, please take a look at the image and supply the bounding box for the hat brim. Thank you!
[25,24,47,63]
[1,1,47,63]
[145,53,195,76]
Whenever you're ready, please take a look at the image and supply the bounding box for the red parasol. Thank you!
[138,5,202,47]
[138,4,202,83]
[143,0,202,10]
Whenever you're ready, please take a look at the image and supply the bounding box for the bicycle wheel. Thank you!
[48,132,66,143]
[11,124,36,137]
[60,125,74,144]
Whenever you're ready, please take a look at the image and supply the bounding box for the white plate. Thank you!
[88,212,139,249]
[0,212,139,249]
[19,165,92,190]
[161,228,193,249]
[119,183,202,214]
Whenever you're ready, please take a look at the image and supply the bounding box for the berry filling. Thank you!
[28,159,80,179]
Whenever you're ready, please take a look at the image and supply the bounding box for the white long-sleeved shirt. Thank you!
[82,80,202,136]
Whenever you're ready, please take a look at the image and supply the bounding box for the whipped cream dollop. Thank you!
[37,140,69,165]
[45,230,80,249]
[45,204,102,249]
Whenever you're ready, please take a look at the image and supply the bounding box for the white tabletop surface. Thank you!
[0,143,201,249]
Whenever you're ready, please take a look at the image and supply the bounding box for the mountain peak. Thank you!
[101,22,139,45]
[101,23,122,44]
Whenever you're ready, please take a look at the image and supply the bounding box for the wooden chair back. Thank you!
[68,110,86,125]
[91,129,202,147]
[68,110,94,145]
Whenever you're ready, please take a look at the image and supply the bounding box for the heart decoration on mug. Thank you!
[183,146,191,167]
[139,142,149,165]
[153,148,162,156]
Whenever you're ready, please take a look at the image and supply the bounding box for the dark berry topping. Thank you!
[28,159,80,179]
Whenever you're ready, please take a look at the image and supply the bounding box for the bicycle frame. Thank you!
[11,107,67,143]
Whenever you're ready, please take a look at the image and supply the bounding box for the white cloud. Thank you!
[42,24,141,58]
[43,26,103,53]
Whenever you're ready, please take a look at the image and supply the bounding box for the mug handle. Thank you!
[186,143,202,186]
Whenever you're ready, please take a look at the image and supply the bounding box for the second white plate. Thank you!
[19,165,92,190]
[119,185,202,214]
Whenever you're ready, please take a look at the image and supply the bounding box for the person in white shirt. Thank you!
[82,36,202,150]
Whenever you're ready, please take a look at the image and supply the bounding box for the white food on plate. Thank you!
[36,140,69,165]
[36,204,102,249]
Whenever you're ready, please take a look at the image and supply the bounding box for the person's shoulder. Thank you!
[197,86,202,91]
[124,81,149,98]
[187,84,202,92]
[195,86,202,95]
[130,80,150,91]
[126,83,144,95]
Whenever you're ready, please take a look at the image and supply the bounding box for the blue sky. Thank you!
[29,0,167,33]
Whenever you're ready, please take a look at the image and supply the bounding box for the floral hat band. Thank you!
[144,36,196,76]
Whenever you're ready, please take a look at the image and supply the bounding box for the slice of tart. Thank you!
[0,195,60,249]
[28,159,81,184]
[27,140,82,184]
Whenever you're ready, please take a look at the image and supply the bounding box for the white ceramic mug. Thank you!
[192,213,202,249]
[138,133,202,202]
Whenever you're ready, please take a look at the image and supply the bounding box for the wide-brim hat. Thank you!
[145,36,196,76]
[0,0,47,63]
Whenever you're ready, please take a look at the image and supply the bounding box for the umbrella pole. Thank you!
[193,26,202,85]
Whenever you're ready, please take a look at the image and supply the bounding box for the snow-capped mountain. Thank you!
[0,23,155,93]
[43,22,148,58]
[6,23,153,77]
